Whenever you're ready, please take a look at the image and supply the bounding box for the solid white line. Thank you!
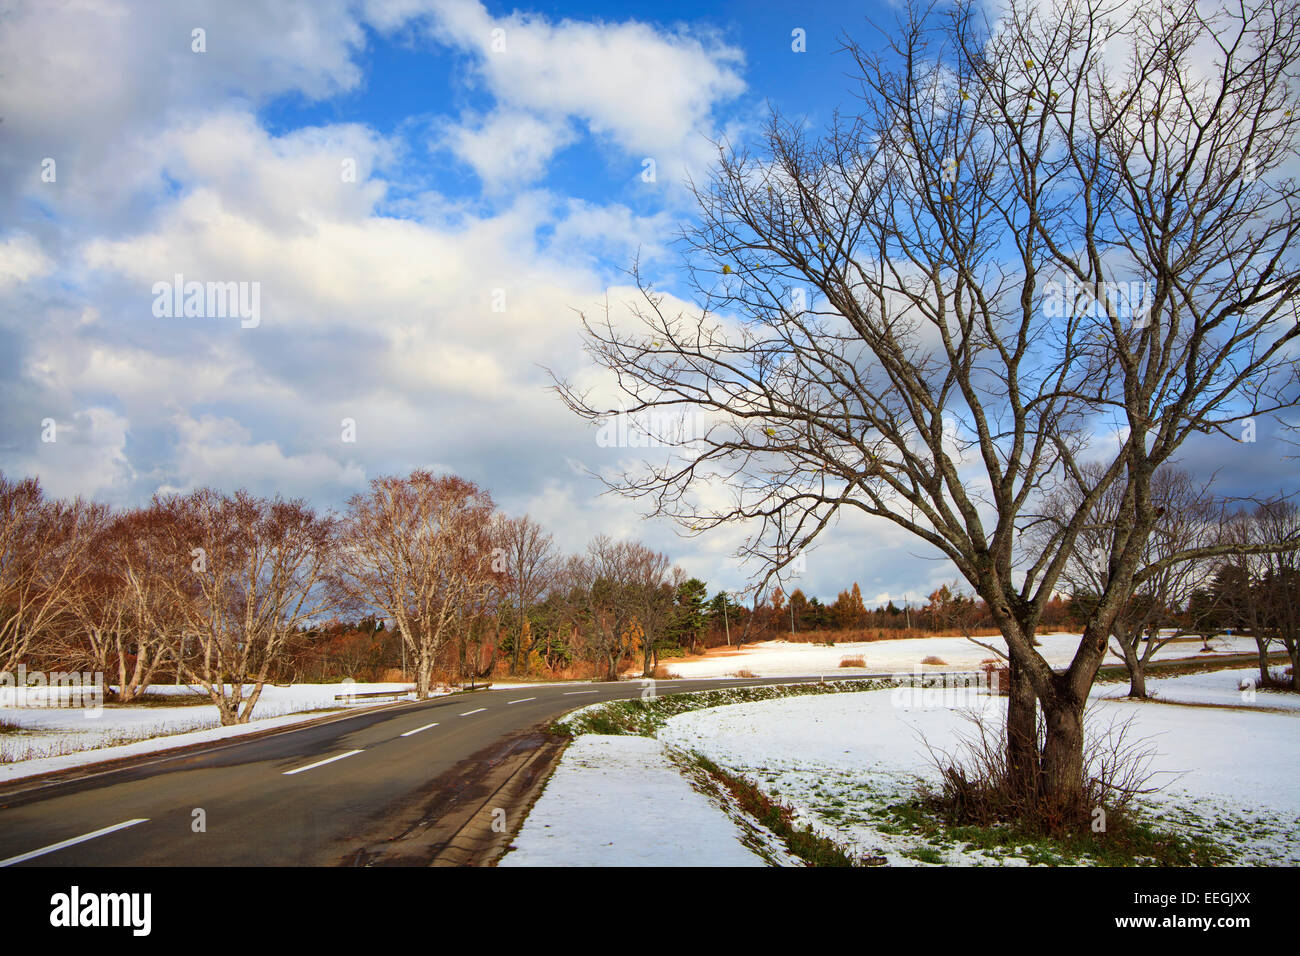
[507,697,536,705]
[563,691,599,696]
[0,818,148,867]
[399,722,439,737]
[282,749,364,776]
[460,708,486,716]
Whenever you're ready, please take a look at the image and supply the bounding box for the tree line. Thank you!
[2,469,840,722]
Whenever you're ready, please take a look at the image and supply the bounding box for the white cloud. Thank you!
[422,0,745,185]
[444,109,577,188]
[0,234,53,291]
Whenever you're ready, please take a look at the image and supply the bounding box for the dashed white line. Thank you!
[283,749,364,776]
[399,722,439,737]
[460,708,486,716]
[0,818,149,867]
[563,690,599,696]
[507,697,536,705]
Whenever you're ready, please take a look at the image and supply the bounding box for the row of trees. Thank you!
[0,470,700,722]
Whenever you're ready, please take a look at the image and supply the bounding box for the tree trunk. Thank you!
[415,654,433,699]
[1120,637,1146,698]
[1039,697,1085,817]
[1005,654,1038,801]
[1255,635,1271,686]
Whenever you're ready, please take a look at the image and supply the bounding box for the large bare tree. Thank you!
[155,490,334,725]
[556,0,1300,815]
[333,471,498,698]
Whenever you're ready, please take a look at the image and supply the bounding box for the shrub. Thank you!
[921,655,947,666]
[839,655,866,668]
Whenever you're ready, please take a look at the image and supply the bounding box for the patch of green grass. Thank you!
[882,794,1231,866]
[553,678,894,738]
[691,754,870,867]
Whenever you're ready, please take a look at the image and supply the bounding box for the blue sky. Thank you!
[0,0,1294,606]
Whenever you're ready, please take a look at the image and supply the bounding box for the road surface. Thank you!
[0,675,882,866]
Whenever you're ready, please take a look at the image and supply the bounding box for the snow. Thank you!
[656,684,1300,865]
[498,735,775,867]
[657,632,1260,680]
[0,682,439,779]
[1095,667,1300,711]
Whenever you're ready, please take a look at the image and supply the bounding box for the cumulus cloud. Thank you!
[417,0,745,188]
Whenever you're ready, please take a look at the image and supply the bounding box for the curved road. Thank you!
[0,675,881,866]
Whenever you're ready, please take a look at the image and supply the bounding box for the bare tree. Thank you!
[333,472,497,698]
[154,490,334,725]
[0,475,97,672]
[555,0,1300,814]
[1216,498,1300,689]
[60,507,172,702]
[1044,466,1224,697]
[567,536,671,681]
[495,514,558,674]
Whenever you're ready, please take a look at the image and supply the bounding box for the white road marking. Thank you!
[460,708,486,716]
[399,722,439,737]
[0,818,149,867]
[283,749,364,776]
[507,697,536,705]
[563,690,599,696]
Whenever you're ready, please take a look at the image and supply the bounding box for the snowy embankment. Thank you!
[498,735,789,867]
[0,682,431,782]
[659,632,1259,680]
[657,675,1299,865]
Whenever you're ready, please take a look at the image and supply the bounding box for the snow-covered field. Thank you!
[0,682,432,780]
[498,735,788,867]
[655,674,1299,865]
[657,632,1259,679]
[1095,666,1300,711]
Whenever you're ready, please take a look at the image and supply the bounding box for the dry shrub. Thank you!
[731,668,758,678]
[921,703,1168,835]
[651,664,681,680]
[980,659,1010,695]
[921,655,947,666]
[839,655,866,668]
[377,668,408,684]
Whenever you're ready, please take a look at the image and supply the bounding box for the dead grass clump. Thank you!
[839,656,866,668]
[921,655,947,666]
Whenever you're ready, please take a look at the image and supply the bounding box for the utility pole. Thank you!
[722,594,731,646]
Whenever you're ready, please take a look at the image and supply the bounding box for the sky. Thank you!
[0,0,1295,607]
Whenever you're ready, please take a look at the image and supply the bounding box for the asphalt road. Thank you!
[0,674,884,866]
